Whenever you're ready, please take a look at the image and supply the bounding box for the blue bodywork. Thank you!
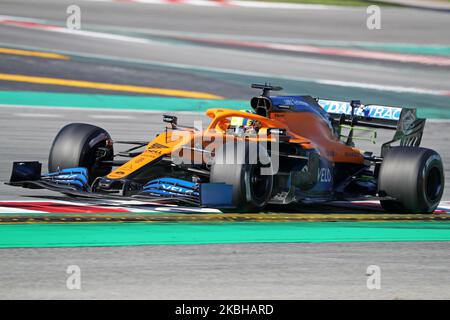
[140,177,200,198]
[10,161,234,207]
[140,177,233,207]
[199,183,233,207]
[269,96,331,121]
[42,167,90,191]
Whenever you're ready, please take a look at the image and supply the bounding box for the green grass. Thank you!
[243,0,394,6]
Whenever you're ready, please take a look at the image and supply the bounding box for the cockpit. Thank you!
[225,110,263,137]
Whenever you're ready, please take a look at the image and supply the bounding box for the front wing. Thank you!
[7,161,233,208]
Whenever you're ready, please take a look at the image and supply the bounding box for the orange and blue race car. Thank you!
[8,84,445,213]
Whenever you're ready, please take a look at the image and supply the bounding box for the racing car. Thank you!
[8,84,444,213]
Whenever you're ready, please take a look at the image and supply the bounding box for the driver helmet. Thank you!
[230,110,256,133]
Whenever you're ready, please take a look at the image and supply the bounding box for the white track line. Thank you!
[0,15,449,95]
[83,0,345,10]
[13,113,63,118]
[317,80,449,96]
[0,207,45,214]
[0,15,155,45]
[90,114,136,120]
[0,104,204,115]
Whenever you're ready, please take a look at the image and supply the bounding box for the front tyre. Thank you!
[210,141,273,212]
[48,123,114,182]
[378,147,444,213]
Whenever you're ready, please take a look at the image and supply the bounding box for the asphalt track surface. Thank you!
[1,0,450,98]
[1,242,449,299]
[0,0,449,299]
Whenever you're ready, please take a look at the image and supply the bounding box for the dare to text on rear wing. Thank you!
[317,99,426,156]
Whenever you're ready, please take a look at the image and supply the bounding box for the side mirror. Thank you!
[163,115,178,127]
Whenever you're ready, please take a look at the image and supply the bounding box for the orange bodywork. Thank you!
[268,111,364,164]
[107,108,364,180]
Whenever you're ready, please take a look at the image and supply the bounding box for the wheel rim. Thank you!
[249,164,270,202]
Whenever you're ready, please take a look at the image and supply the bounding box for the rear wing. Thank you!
[317,99,426,156]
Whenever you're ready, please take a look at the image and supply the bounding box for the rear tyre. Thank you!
[48,123,113,183]
[210,141,273,212]
[378,147,444,213]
